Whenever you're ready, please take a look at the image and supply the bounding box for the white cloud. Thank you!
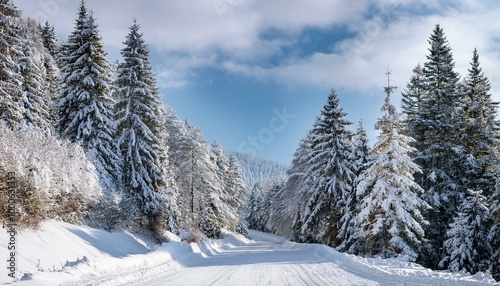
[217,1,500,105]
[16,0,500,101]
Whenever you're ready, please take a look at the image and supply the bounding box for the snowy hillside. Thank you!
[1,221,496,285]
[229,152,288,188]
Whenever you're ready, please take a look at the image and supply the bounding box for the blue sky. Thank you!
[17,0,500,165]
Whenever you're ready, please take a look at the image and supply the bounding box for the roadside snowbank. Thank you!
[0,220,170,285]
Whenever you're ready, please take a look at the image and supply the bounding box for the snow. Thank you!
[0,221,496,285]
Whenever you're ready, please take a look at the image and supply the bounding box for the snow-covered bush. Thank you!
[0,124,102,228]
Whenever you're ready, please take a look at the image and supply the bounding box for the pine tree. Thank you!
[114,19,167,230]
[41,21,58,59]
[401,63,426,159]
[460,49,499,198]
[198,191,223,239]
[212,141,229,181]
[418,24,464,267]
[155,106,179,233]
[264,180,286,232]
[245,183,263,230]
[44,60,60,127]
[40,20,60,126]
[225,156,245,218]
[338,119,371,252]
[18,41,51,130]
[165,108,247,237]
[295,89,355,246]
[0,0,24,129]
[166,118,202,229]
[269,136,312,238]
[211,143,246,230]
[490,164,500,280]
[440,190,492,274]
[58,2,120,191]
[354,70,430,261]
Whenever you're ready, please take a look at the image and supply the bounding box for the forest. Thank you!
[0,0,499,281]
[246,24,500,278]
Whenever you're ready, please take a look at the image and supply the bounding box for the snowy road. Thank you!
[8,221,494,285]
[126,231,492,286]
[139,231,374,286]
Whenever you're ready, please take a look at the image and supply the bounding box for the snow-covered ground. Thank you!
[0,221,497,285]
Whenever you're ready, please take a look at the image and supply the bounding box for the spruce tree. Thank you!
[41,21,58,59]
[114,19,168,230]
[245,183,263,230]
[401,63,426,161]
[212,141,229,182]
[58,2,120,191]
[461,49,499,197]
[440,190,492,274]
[197,191,223,239]
[211,143,246,230]
[0,0,24,129]
[338,119,371,252]
[40,21,60,125]
[264,180,286,232]
[419,24,463,267]
[354,71,429,261]
[295,89,355,246]
[18,41,51,130]
[271,136,312,238]
[491,166,500,280]
[225,156,245,216]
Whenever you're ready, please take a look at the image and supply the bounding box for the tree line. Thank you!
[246,24,500,278]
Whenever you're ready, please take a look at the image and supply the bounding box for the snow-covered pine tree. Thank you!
[164,112,195,229]
[440,190,492,274]
[211,141,230,183]
[44,59,60,127]
[18,41,51,130]
[0,0,24,129]
[188,123,227,237]
[354,70,430,261]
[245,183,263,230]
[338,119,371,252]
[114,19,168,232]
[209,142,246,230]
[39,20,60,126]
[491,164,500,281]
[351,120,371,177]
[245,180,284,233]
[295,89,355,246]
[264,179,286,233]
[197,191,224,239]
[41,21,58,59]
[212,142,243,225]
[165,107,247,238]
[224,156,246,226]
[18,17,60,130]
[58,3,120,192]
[418,24,464,267]
[460,49,499,198]
[157,114,180,234]
[401,64,426,162]
[269,136,311,238]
